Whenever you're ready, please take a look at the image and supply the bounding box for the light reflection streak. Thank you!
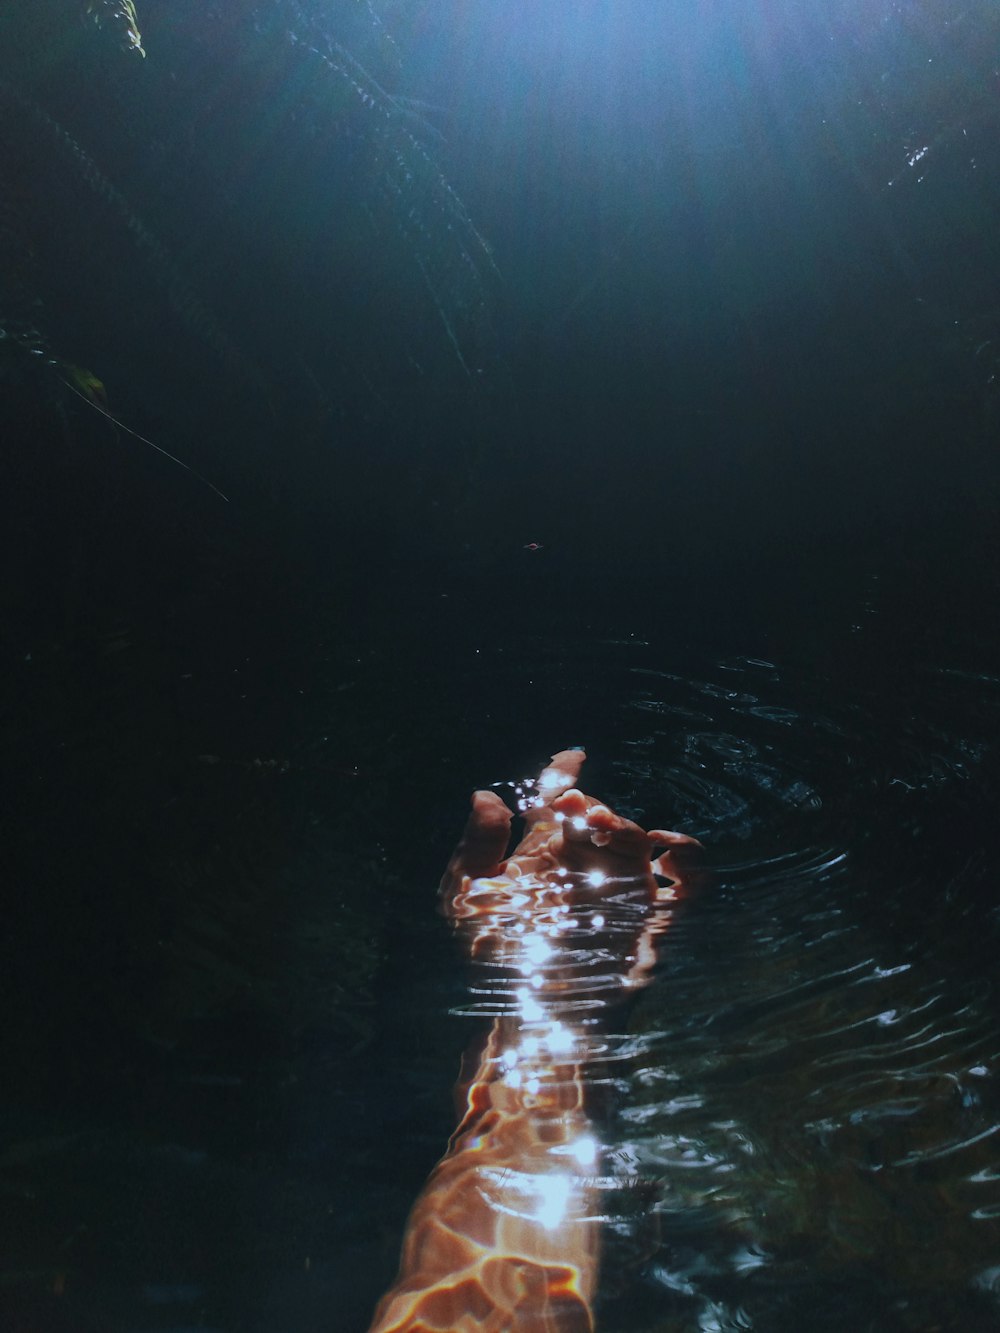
[370,752,699,1333]
[435,868,656,1318]
[892,1121,1000,1168]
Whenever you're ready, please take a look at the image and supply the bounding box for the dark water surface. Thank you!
[5,528,1000,1331]
[3,0,1000,1329]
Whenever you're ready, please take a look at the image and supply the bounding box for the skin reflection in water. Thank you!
[368,749,703,1332]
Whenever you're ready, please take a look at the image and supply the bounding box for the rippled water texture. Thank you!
[4,575,1000,1332]
[377,614,1000,1331]
[590,652,1000,1331]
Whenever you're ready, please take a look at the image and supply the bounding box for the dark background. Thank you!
[2,1,1000,1329]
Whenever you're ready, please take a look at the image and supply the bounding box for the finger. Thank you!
[445,789,513,880]
[534,748,586,801]
[648,829,703,847]
[648,829,705,887]
[554,790,652,868]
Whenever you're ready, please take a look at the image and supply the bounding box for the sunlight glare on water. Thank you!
[415,624,1000,1330]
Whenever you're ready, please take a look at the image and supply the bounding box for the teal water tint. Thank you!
[4,547,1000,1331]
[2,0,1000,1329]
[593,658,1000,1332]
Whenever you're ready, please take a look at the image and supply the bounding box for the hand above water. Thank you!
[443,746,702,896]
[369,751,705,1333]
[440,748,704,988]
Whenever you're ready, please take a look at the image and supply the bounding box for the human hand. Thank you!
[441,749,703,993]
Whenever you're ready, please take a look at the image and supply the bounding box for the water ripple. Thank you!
[573,643,1000,1328]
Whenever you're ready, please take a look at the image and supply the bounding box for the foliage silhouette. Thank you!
[0,0,496,480]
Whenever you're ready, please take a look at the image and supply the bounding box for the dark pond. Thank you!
[2,2,1000,1330]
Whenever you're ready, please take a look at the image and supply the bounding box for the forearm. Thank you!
[369,1017,598,1333]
